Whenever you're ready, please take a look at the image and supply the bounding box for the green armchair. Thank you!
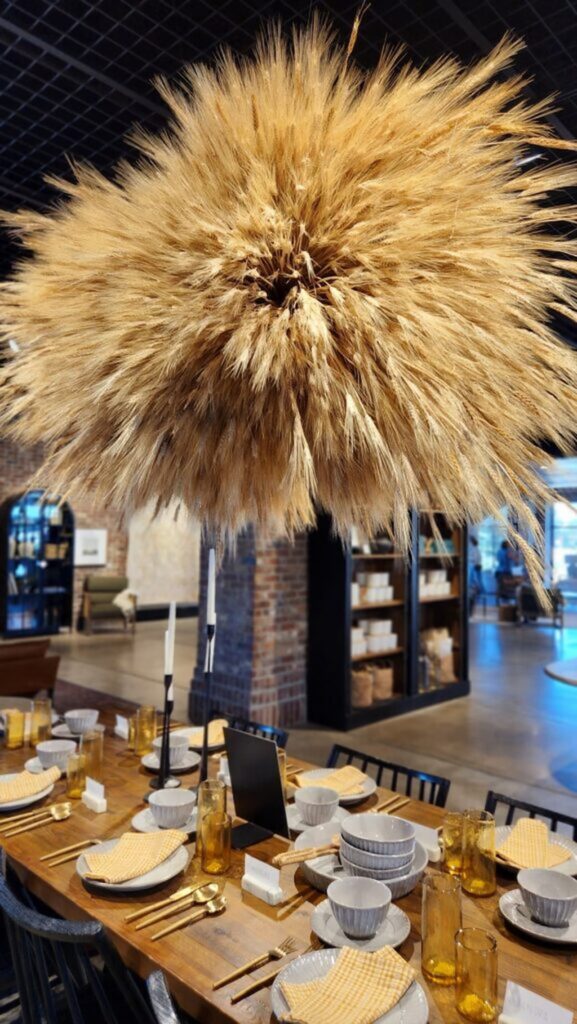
[82,575,136,634]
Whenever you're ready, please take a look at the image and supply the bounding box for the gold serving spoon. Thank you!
[0,801,71,830]
[4,805,72,837]
[151,893,227,941]
[135,882,219,930]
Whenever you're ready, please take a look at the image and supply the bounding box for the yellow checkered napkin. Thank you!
[497,818,571,869]
[280,946,416,1024]
[84,830,187,883]
[0,766,60,805]
[294,766,366,796]
[186,719,228,748]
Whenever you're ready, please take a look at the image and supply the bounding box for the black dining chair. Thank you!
[485,791,577,840]
[0,857,156,1024]
[327,744,451,807]
[147,970,190,1024]
[210,709,289,748]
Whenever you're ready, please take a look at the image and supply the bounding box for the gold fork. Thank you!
[213,936,297,990]
[230,941,316,1003]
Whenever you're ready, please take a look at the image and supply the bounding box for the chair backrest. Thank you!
[485,791,577,841]
[84,575,128,596]
[327,744,451,807]
[146,970,182,1024]
[0,860,154,1024]
[211,709,288,748]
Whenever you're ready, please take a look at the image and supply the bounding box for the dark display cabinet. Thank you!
[0,490,74,637]
[307,511,469,729]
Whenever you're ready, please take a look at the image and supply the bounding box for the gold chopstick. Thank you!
[230,962,287,1003]
[48,844,102,866]
[135,894,202,930]
[40,838,96,861]
[150,905,209,941]
[4,815,65,838]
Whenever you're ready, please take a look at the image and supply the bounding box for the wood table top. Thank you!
[0,718,576,1023]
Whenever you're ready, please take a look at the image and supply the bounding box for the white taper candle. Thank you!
[207,548,216,626]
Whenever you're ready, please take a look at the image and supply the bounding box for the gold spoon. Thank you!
[0,801,71,830]
[135,882,219,930]
[151,893,227,941]
[4,805,72,837]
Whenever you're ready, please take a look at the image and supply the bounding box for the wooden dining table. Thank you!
[0,714,576,1024]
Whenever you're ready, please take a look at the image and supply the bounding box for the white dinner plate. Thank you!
[141,751,201,775]
[271,949,428,1024]
[0,773,56,812]
[76,838,189,892]
[311,900,411,951]
[500,889,577,945]
[286,803,350,835]
[495,826,577,877]
[294,768,377,806]
[171,725,227,752]
[131,807,198,835]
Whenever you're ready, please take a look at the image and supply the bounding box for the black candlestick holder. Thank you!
[148,673,180,793]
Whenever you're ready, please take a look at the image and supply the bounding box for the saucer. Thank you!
[52,723,82,739]
[24,757,43,774]
[286,803,349,835]
[141,751,201,774]
[500,889,577,945]
[311,900,411,951]
[132,807,198,835]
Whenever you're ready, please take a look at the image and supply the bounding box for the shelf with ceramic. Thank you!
[351,553,401,560]
[419,594,459,604]
[352,600,404,611]
[351,646,404,663]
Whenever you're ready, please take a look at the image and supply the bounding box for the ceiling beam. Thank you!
[0,15,166,118]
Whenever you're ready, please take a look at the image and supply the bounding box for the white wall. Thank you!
[127,500,200,606]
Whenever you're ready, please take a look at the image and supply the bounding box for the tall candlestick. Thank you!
[164,601,176,676]
[207,548,216,626]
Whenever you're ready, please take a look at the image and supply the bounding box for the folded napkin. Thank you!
[281,946,415,1024]
[83,830,187,883]
[187,719,228,748]
[294,765,366,796]
[0,766,60,805]
[496,818,571,869]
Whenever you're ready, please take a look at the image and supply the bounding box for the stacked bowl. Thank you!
[340,814,427,898]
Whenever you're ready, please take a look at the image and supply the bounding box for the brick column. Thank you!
[190,529,308,727]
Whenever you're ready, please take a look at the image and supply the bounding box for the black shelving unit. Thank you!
[0,490,74,638]
[307,512,469,729]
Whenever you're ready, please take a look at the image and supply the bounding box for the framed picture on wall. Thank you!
[74,528,108,567]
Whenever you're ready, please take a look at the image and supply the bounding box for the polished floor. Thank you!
[52,615,577,815]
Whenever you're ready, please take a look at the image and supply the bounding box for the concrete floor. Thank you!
[52,614,577,817]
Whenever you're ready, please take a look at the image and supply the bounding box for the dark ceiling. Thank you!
[1,0,576,283]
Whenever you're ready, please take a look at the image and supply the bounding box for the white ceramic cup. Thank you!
[295,786,339,826]
[149,788,197,828]
[36,739,77,771]
[152,733,189,767]
[328,877,391,938]
[518,868,577,926]
[64,709,99,735]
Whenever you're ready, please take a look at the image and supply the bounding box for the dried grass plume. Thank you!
[2,21,577,579]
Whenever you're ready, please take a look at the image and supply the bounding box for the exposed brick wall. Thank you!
[0,438,128,626]
[191,529,308,728]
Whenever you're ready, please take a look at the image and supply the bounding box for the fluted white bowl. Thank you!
[342,814,415,855]
[328,877,391,938]
[295,786,339,826]
[64,709,99,735]
[340,835,413,870]
[149,788,197,828]
[37,739,77,771]
[152,733,189,767]
[340,851,413,881]
[518,868,577,927]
